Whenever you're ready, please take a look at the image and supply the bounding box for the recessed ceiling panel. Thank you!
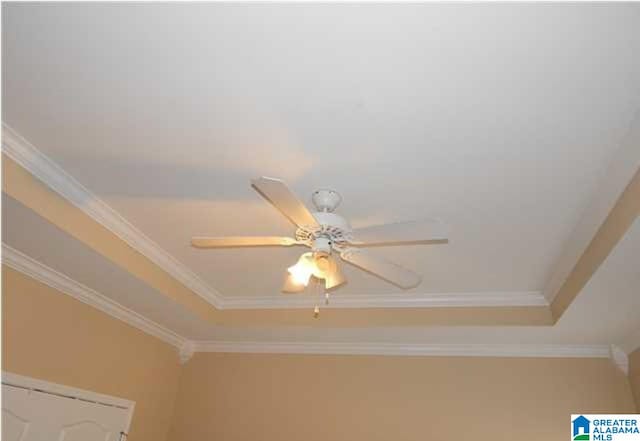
[3,3,640,298]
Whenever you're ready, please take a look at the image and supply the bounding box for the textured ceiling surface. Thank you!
[3,3,640,299]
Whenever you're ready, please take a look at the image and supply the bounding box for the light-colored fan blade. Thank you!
[282,273,307,293]
[340,248,421,289]
[324,257,346,290]
[251,176,318,228]
[351,219,449,246]
[191,236,298,248]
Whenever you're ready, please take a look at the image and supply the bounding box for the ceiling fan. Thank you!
[191,177,449,293]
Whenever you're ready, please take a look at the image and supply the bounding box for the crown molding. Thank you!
[219,291,548,309]
[543,111,640,303]
[0,245,620,361]
[1,244,187,349]
[1,123,224,308]
[609,345,629,376]
[192,340,610,358]
[179,341,196,364]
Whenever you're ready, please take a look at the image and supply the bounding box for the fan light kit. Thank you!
[192,177,449,316]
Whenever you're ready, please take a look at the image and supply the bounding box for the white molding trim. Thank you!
[1,123,224,308]
[0,245,620,360]
[543,111,640,302]
[609,345,629,376]
[1,244,187,349]
[219,291,548,309]
[192,341,610,358]
[179,341,195,364]
[2,371,136,432]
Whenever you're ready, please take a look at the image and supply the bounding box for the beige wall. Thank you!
[3,262,637,441]
[169,352,635,441]
[630,348,640,411]
[2,266,182,441]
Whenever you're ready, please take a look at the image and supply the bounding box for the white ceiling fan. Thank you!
[192,177,449,293]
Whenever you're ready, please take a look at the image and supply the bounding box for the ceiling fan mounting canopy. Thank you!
[191,176,449,292]
[312,188,342,212]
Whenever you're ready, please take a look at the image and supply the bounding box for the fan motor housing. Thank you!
[295,211,353,248]
[312,237,332,254]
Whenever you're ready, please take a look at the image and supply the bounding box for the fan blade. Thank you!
[324,257,346,289]
[340,248,421,289]
[351,219,449,246]
[191,236,298,248]
[251,176,318,228]
[282,273,307,293]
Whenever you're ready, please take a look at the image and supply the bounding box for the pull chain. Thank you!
[313,277,320,318]
[312,278,330,318]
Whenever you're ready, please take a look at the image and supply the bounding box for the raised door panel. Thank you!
[2,385,33,441]
[38,390,127,441]
[2,384,129,441]
[60,421,112,441]
[2,409,30,441]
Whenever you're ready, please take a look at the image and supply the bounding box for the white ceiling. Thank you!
[3,192,640,349]
[3,3,640,299]
[3,2,640,360]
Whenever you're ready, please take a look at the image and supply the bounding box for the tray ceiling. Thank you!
[2,3,640,361]
[3,3,640,299]
[3,192,640,350]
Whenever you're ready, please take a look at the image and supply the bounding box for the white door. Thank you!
[2,383,130,441]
